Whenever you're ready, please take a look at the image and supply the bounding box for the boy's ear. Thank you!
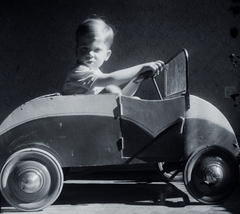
[105,50,112,61]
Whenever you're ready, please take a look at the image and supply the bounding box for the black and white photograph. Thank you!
[0,0,240,213]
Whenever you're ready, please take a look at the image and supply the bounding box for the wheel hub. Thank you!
[203,163,224,186]
[18,169,44,193]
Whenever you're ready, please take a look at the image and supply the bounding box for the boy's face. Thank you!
[76,36,111,69]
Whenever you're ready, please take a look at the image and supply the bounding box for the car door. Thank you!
[120,96,185,163]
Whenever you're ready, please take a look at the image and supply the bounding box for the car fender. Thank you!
[184,95,239,157]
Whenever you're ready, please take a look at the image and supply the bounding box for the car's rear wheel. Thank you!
[183,146,239,204]
[0,148,63,211]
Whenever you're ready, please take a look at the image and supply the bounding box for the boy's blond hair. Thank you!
[76,16,115,49]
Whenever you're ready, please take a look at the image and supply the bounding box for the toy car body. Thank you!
[0,49,239,211]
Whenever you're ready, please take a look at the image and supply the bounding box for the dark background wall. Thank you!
[0,0,240,140]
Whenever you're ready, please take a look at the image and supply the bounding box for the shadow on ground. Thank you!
[55,166,195,207]
[55,182,192,207]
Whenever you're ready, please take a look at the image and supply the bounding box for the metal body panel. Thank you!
[0,94,123,168]
[0,115,123,168]
[0,94,120,135]
[185,95,239,157]
[120,96,185,161]
[0,94,187,168]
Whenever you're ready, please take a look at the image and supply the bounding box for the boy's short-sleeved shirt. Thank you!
[63,66,104,95]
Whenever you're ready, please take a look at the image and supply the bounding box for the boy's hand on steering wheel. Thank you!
[153,60,165,77]
[140,60,165,77]
[134,60,164,83]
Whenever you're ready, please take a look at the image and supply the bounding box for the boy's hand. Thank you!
[134,60,164,83]
[141,60,164,77]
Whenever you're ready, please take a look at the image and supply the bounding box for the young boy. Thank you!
[63,16,164,96]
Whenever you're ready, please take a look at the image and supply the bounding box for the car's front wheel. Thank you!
[183,146,239,204]
[0,148,64,211]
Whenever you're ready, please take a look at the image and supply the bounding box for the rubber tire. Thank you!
[0,148,64,211]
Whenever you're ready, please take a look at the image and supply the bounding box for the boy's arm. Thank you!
[94,60,164,87]
[122,69,158,96]
[121,79,140,96]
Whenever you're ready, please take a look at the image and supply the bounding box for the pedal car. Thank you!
[0,49,239,211]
